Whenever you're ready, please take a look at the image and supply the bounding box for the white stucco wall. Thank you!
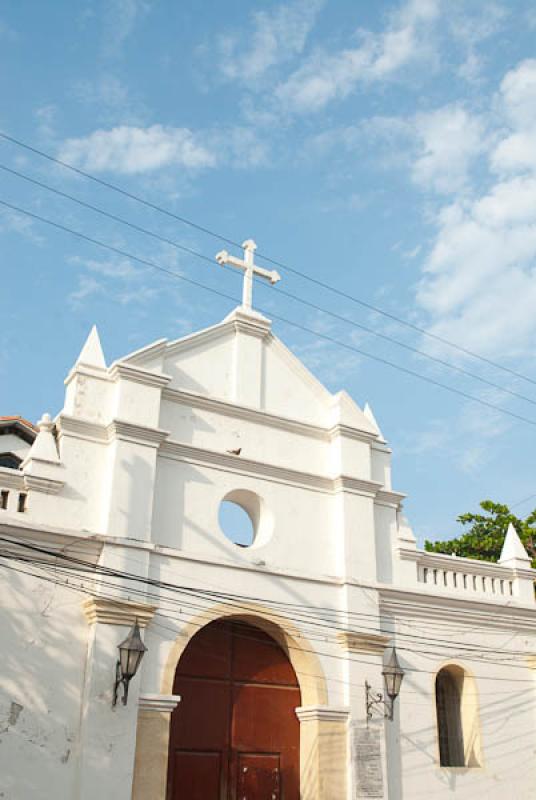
[0,307,534,800]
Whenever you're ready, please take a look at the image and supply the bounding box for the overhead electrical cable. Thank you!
[2,161,535,408]
[0,537,532,663]
[1,196,535,428]
[0,552,533,683]
[0,130,535,387]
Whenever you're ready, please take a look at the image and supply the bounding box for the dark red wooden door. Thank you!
[167,620,301,800]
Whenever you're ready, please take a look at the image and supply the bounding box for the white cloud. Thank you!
[59,125,217,174]
[69,276,103,307]
[274,0,440,113]
[218,0,324,84]
[59,123,269,175]
[491,59,536,175]
[412,60,536,359]
[412,105,486,194]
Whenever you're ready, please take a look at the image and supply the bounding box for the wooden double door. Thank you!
[167,619,301,800]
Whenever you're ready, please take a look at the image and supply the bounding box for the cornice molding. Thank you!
[337,631,390,654]
[328,423,378,445]
[333,475,382,497]
[138,693,181,713]
[107,420,169,447]
[227,308,272,339]
[160,439,333,491]
[160,439,384,498]
[161,388,387,450]
[64,363,112,387]
[82,596,157,627]
[295,705,350,723]
[0,468,25,490]
[376,489,406,508]
[165,319,237,357]
[162,387,329,441]
[56,414,108,443]
[57,415,169,448]
[396,545,421,562]
[109,362,172,389]
[24,474,65,495]
[379,587,536,630]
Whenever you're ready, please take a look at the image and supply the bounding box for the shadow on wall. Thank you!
[0,564,88,799]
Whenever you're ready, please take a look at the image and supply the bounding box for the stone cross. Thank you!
[216,239,281,312]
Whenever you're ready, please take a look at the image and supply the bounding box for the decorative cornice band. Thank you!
[162,387,329,441]
[396,546,421,562]
[229,311,272,339]
[161,389,385,447]
[64,364,111,387]
[138,693,181,713]
[295,705,350,723]
[24,474,65,495]
[376,489,406,507]
[57,415,169,448]
[333,475,382,496]
[0,468,25,490]
[337,631,390,654]
[379,588,536,631]
[109,362,172,389]
[56,415,108,443]
[328,424,378,445]
[160,440,384,497]
[107,420,169,447]
[82,597,157,627]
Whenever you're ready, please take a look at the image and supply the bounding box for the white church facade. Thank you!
[1,242,535,800]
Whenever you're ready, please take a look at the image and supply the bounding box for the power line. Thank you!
[510,492,536,511]
[1,537,532,663]
[2,195,536,429]
[2,161,536,409]
[1,551,533,683]
[1,129,535,387]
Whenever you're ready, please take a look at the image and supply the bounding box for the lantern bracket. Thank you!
[365,681,395,722]
[113,661,130,707]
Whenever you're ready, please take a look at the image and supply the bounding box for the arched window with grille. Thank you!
[435,665,481,768]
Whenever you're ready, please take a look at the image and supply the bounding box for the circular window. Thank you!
[219,500,255,546]
[218,489,272,549]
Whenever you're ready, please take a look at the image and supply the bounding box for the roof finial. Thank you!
[76,325,106,369]
[216,239,281,313]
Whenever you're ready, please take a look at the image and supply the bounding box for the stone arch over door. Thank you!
[168,618,301,799]
[131,603,348,800]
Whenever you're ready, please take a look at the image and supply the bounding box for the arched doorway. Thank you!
[167,618,301,800]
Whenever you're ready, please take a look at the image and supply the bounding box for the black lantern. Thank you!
[382,647,405,704]
[113,619,147,707]
[366,647,404,722]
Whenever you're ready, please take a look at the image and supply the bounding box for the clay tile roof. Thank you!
[0,415,37,430]
[0,416,37,445]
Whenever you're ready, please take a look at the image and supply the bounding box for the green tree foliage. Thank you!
[424,500,536,568]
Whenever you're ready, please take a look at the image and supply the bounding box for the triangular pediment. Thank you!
[119,309,375,431]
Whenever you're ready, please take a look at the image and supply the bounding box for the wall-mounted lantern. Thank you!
[113,619,147,707]
[366,647,405,722]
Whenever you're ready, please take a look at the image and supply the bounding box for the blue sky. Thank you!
[2,0,536,545]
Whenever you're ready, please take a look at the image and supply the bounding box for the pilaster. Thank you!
[295,705,350,800]
[131,694,181,800]
[76,597,156,800]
